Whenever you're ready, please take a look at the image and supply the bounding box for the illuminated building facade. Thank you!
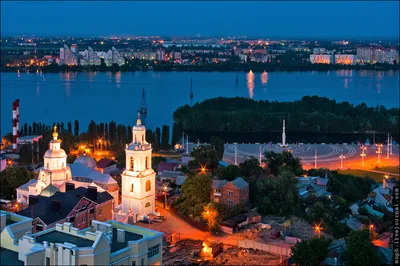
[310,54,333,64]
[335,54,357,65]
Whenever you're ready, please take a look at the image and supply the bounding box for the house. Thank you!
[307,183,326,198]
[383,176,398,191]
[2,218,163,265]
[346,217,365,231]
[157,161,179,173]
[17,185,114,233]
[324,238,346,266]
[159,171,186,184]
[211,177,249,206]
[370,187,392,210]
[220,210,261,234]
[297,176,318,185]
[296,183,310,199]
[95,158,117,174]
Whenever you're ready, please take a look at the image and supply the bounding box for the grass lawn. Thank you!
[338,169,386,183]
[373,165,400,175]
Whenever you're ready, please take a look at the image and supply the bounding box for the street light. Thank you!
[164,186,168,209]
[360,146,367,167]
[339,148,345,169]
[376,144,383,164]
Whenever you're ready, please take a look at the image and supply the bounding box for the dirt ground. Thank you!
[162,239,283,266]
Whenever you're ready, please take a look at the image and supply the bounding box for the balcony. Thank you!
[213,192,221,197]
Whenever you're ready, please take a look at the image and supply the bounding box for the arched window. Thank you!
[145,202,151,208]
[145,156,149,169]
[62,162,65,168]
[145,180,151,192]
[130,157,134,171]
[134,134,137,143]
[142,135,144,142]
[130,183,134,192]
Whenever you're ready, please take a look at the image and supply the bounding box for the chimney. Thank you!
[29,195,39,206]
[117,229,125,243]
[65,182,75,192]
[87,186,97,200]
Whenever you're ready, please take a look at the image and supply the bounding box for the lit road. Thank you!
[187,142,399,170]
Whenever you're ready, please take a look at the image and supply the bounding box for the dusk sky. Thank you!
[1,1,399,38]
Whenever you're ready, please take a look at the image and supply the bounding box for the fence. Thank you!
[168,206,208,232]
[238,239,292,257]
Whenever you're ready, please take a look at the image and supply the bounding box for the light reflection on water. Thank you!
[246,70,255,99]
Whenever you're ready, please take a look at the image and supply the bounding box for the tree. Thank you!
[173,173,212,218]
[217,164,241,181]
[343,230,381,266]
[239,157,263,177]
[161,125,170,150]
[202,203,219,232]
[188,146,219,172]
[211,136,224,160]
[0,166,32,199]
[67,122,72,134]
[291,237,330,266]
[263,151,303,176]
[74,120,79,136]
[155,127,161,151]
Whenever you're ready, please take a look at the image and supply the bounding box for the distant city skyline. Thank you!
[1,1,399,39]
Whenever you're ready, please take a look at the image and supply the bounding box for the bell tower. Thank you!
[121,113,155,220]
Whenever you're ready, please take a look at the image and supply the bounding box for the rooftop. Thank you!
[35,231,94,248]
[0,248,23,266]
[97,159,117,169]
[110,228,143,253]
[231,177,248,190]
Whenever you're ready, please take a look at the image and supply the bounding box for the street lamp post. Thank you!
[314,225,321,238]
[314,149,317,169]
[164,186,168,209]
[234,144,238,165]
[376,144,382,164]
[360,145,367,167]
[339,148,345,169]
[259,146,262,165]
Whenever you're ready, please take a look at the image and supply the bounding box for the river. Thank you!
[1,70,399,135]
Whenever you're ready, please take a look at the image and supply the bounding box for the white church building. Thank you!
[16,126,119,206]
[115,113,157,223]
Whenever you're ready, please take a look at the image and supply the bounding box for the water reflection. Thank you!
[36,82,40,96]
[17,70,20,78]
[261,71,268,85]
[64,72,71,98]
[246,70,254,99]
[115,72,121,89]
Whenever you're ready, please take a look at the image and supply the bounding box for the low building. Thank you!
[383,177,398,191]
[310,54,334,64]
[17,185,114,233]
[308,183,326,198]
[296,183,310,199]
[4,219,163,265]
[157,161,179,173]
[220,177,249,206]
[335,54,357,65]
[96,158,117,174]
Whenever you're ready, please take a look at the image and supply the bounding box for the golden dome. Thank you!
[52,125,58,140]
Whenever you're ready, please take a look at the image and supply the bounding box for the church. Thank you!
[16,126,119,206]
[115,113,157,223]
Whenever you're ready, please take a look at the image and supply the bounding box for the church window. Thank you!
[142,135,144,142]
[130,157,134,171]
[134,134,137,143]
[62,162,65,168]
[145,202,151,208]
[130,183,134,192]
[46,163,49,168]
[146,180,151,192]
[145,157,149,169]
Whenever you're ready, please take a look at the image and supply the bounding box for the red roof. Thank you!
[96,159,116,169]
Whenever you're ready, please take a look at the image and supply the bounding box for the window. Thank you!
[142,135,144,142]
[82,215,86,223]
[141,259,144,266]
[46,163,49,168]
[99,209,102,216]
[228,200,233,205]
[132,261,136,266]
[135,135,137,143]
[148,244,160,258]
[89,208,94,214]
[145,156,149,169]
[130,157,134,171]
[145,180,151,192]
[228,191,233,196]
[130,183,134,192]
[62,162,65,168]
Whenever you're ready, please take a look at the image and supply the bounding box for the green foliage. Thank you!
[217,164,241,181]
[343,230,381,266]
[263,151,303,176]
[210,136,225,160]
[0,166,32,199]
[173,173,212,218]
[327,173,376,203]
[358,207,369,216]
[161,125,170,150]
[173,96,399,135]
[239,157,263,177]
[291,237,330,266]
[217,202,247,220]
[252,170,299,216]
[188,146,219,172]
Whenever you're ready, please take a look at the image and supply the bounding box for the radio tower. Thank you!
[190,78,193,106]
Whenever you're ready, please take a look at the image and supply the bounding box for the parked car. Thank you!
[139,218,153,224]
[152,218,162,223]
[157,215,166,220]
[270,231,281,239]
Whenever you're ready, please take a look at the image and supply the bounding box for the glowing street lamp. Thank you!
[360,146,367,167]
[376,144,383,164]
[314,225,322,238]
[339,148,345,169]
[164,186,168,209]
[369,224,374,233]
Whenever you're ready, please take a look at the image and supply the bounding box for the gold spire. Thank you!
[52,125,58,140]
[137,111,141,125]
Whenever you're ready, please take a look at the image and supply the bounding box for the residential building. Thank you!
[17,185,114,233]
[212,177,249,206]
[310,54,334,64]
[383,176,398,191]
[157,161,179,173]
[2,217,163,266]
[156,49,165,61]
[335,54,357,65]
[96,159,117,174]
[307,183,326,198]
